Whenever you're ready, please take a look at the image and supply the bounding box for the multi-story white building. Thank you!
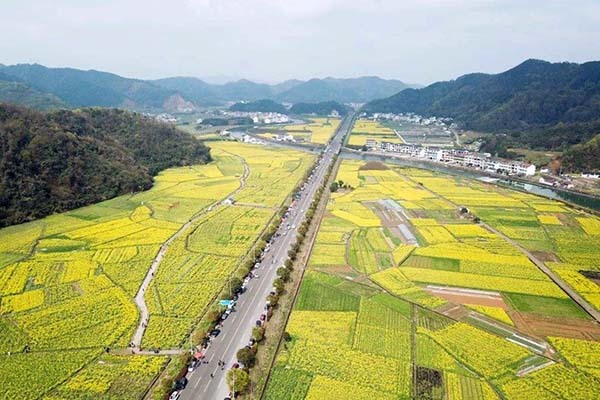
[373,141,536,176]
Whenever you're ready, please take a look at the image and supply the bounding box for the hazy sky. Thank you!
[1,0,599,85]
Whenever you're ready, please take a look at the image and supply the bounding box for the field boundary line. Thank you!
[483,223,600,324]
[131,154,249,349]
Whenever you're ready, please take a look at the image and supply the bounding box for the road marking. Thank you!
[185,118,350,398]
[193,377,202,389]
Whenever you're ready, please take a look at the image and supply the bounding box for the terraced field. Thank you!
[347,118,404,147]
[264,159,600,400]
[0,142,314,399]
[258,117,340,144]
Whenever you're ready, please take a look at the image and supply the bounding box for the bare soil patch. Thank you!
[425,286,506,308]
[531,251,559,262]
[511,312,600,340]
[359,161,389,170]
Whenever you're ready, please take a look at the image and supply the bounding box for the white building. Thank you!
[582,172,600,179]
[377,141,536,176]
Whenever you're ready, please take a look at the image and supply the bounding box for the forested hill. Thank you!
[288,101,351,116]
[562,134,600,172]
[363,59,600,150]
[0,64,195,112]
[0,103,211,227]
[0,64,417,110]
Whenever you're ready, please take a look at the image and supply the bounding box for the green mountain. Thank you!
[562,134,600,172]
[229,99,287,114]
[277,76,415,103]
[0,63,417,110]
[150,77,219,106]
[0,64,194,112]
[363,59,600,150]
[289,101,351,116]
[184,76,412,103]
[0,103,211,227]
[0,76,66,110]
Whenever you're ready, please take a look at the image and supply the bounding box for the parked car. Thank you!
[209,329,221,337]
[232,362,240,369]
[169,391,181,400]
[174,377,188,390]
[255,320,262,327]
[187,358,199,372]
[260,313,266,321]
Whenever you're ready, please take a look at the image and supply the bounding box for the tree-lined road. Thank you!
[179,113,354,400]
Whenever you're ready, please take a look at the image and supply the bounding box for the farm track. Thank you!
[130,156,250,350]
[401,173,600,324]
[483,223,600,323]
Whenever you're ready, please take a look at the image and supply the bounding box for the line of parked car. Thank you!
[167,150,333,400]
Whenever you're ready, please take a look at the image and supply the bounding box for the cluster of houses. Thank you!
[271,133,298,142]
[240,134,266,145]
[222,111,290,124]
[366,112,454,127]
[369,141,536,177]
[155,113,178,123]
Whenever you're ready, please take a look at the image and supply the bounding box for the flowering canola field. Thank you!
[265,158,600,400]
[0,141,313,399]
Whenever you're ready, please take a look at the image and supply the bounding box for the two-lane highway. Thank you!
[179,113,354,400]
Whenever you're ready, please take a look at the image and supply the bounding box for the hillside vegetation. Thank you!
[562,134,600,172]
[0,64,416,110]
[0,103,211,226]
[364,60,600,156]
[289,101,351,116]
[0,64,194,112]
[0,72,66,110]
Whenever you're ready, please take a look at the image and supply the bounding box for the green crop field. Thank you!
[264,159,600,400]
[0,142,313,399]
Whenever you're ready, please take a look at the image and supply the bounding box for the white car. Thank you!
[169,391,181,400]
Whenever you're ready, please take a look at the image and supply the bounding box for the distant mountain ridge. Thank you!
[0,63,418,111]
[289,101,351,116]
[0,63,194,112]
[363,59,600,150]
[275,76,416,103]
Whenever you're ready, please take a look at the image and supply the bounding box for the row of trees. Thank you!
[226,153,337,396]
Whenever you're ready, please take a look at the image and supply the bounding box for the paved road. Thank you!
[179,113,354,400]
[131,158,250,349]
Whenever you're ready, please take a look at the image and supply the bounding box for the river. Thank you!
[341,150,600,212]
